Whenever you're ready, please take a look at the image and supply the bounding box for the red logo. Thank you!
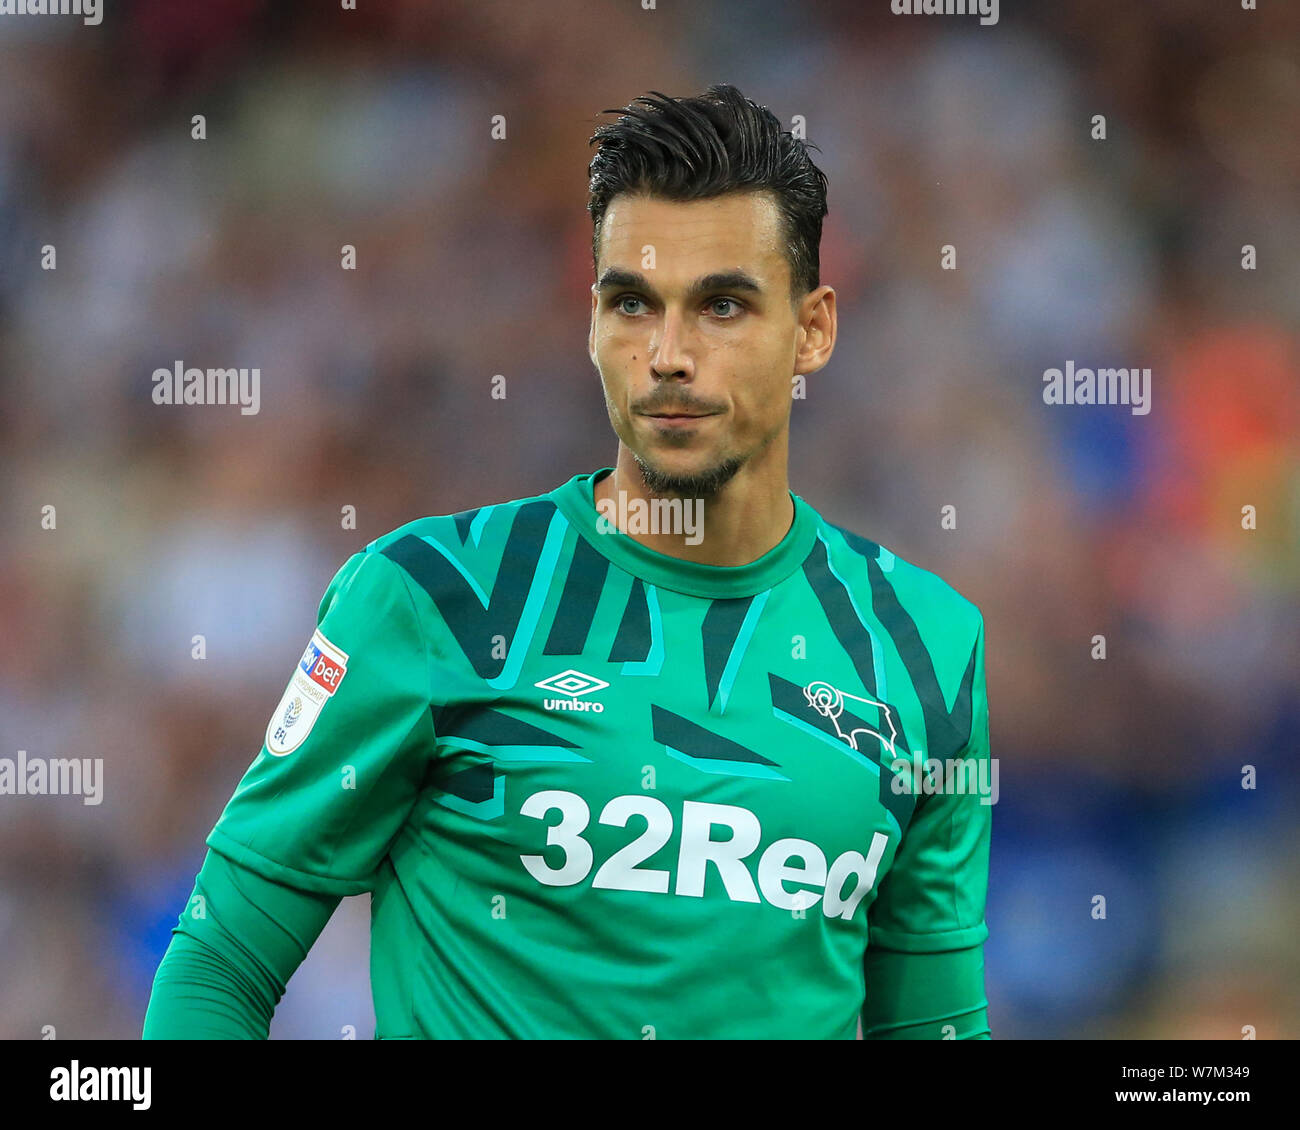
[298,632,349,695]
[308,655,345,692]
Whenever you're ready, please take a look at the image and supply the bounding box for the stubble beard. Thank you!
[631,449,746,499]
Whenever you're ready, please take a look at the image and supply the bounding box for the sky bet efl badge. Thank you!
[265,630,350,756]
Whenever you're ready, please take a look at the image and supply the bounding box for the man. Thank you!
[144,83,991,1040]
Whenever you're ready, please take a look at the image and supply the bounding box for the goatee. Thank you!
[632,452,745,499]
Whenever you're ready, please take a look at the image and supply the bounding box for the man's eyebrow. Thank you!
[595,268,764,297]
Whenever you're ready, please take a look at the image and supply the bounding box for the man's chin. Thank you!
[631,450,746,499]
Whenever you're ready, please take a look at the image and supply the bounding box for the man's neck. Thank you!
[591,448,794,568]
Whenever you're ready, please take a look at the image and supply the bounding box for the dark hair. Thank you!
[587,84,829,300]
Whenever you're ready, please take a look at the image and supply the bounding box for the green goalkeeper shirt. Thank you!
[151,467,993,1039]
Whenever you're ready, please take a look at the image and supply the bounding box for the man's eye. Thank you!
[615,295,646,315]
[709,297,742,318]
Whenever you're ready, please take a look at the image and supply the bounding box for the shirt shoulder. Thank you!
[813,514,983,637]
[361,486,561,561]
[353,489,567,679]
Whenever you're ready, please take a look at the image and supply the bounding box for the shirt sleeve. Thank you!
[143,849,341,1039]
[206,549,435,895]
[867,613,992,953]
[860,946,991,1040]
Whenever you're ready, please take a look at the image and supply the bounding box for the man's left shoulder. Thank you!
[819,517,984,642]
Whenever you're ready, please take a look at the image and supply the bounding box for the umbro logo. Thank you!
[535,669,609,713]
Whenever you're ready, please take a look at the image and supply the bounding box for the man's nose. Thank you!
[649,308,694,381]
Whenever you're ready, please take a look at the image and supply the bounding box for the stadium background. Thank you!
[1,0,1297,1039]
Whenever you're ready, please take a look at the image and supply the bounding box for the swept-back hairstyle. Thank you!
[587,84,829,300]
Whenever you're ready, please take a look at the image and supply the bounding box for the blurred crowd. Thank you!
[0,0,1296,1038]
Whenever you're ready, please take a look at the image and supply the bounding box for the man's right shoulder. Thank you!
[363,484,559,560]
[325,487,564,666]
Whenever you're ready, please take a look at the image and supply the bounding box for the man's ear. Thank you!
[588,285,599,364]
[793,285,836,378]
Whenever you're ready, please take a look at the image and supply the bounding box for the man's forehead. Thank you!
[597,190,785,278]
